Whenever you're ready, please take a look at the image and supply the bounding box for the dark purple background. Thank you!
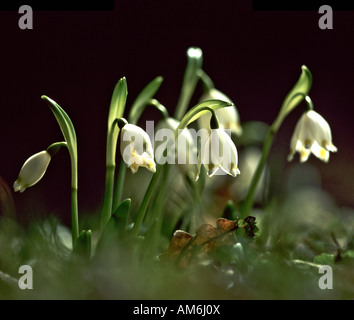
[0,0,353,225]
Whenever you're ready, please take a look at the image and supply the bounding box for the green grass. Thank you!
[1,189,352,300]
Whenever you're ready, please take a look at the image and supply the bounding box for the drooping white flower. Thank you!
[196,128,240,180]
[13,151,51,193]
[288,110,337,163]
[154,117,197,174]
[120,123,156,174]
[198,88,242,136]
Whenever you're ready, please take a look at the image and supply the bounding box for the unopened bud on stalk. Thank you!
[13,150,51,193]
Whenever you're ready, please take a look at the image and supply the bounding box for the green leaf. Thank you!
[313,253,335,265]
[101,78,128,232]
[108,77,128,125]
[41,95,78,190]
[73,229,92,259]
[97,199,131,253]
[41,96,77,155]
[282,65,312,114]
[128,76,163,124]
[106,78,128,166]
[273,65,313,131]
[112,198,131,234]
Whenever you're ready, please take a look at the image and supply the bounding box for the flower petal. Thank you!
[120,123,156,174]
[311,141,330,163]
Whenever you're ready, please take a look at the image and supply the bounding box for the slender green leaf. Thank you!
[101,78,128,233]
[273,65,313,131]
[41,95,76,152]
[55,102,77,147]
[108,77,128,124]
[128,76,164,124]
[281,65,312,115]
[106,78,128,166]
[73,230,91,259]
[112,198,131,234]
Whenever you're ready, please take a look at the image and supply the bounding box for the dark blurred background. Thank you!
[0,0,353,226]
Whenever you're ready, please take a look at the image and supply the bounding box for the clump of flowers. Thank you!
[10,48,338,278]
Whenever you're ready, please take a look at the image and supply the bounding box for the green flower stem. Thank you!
[305,95,314,110]
[209,109,220,129]
[148,99,169,119]
[131,164,163,237]
[71,156,79,242]
[240,67,313,218]
[240,125,275,218]
[174,47,203,120]
[46,141,67,157]
[115,117,128,129]
[181,170,204,232]
[197,69,215,92]
[176,100,233,139]
[112,160,127,212]
[101,164,115,231]
[71,186,79,245]
[46,141,79,245]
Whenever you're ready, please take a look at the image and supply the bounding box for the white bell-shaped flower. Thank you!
[120,123,156,174]
[13,151,51,193]
[198,88,242,136]
[196,128,240,180]
[288,110,337,163]
[155,117,198,174]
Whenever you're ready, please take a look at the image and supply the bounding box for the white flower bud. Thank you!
[13,151,51,193]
